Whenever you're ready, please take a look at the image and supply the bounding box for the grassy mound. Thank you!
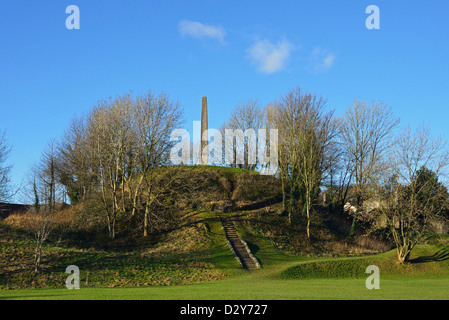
[280,244,449,280]
[2,165,449,295]
[239,204,392,258]
[168,166,282,211]
[0,166,284,290]
[0,214,234,290]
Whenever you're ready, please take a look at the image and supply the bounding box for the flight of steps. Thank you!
[219,215,260,270]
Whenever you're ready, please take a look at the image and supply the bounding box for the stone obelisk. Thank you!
[200,96,208,165]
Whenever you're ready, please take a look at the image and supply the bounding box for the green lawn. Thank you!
[2,276,449,300]
[2,209,449,300]
[3,240,449,300]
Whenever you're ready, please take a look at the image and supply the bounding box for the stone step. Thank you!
[219,215,259,270]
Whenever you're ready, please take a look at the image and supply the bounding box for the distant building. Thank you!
[0,202,30,219]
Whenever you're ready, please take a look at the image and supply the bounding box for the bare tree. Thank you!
[131,92,183,236]
[0,130,12,204]
[57,116,97,204]
[55,91,184,239]
[372,126,449,263]
[268,88,337,239]
[266,99,302,223]
[31,208,54,273]
[265,102,292,214]
[299,109,337,240]
[339,100,399,238]
[87,94,135,239]
[22,142,63,272]
[321,137,354,213]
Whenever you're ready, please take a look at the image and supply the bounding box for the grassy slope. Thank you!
[2,244,449,300]
[2,216,449,299]
[1,166,449,300]
[0,212,236,290]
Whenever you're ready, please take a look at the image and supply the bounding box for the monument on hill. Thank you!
[200,96,208,165]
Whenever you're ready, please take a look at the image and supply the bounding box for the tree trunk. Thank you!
[281,174,287,213]
[144,202,150,237]
[348,195,361,239]
[397,249,411,264]
[306,205,311,240]
[288,186,295,225]
[131,175,145,217]
[34,238,43,273]
[349,215,357,239]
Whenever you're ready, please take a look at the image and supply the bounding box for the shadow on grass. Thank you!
[245,241,260,255]
[410,249,449,264]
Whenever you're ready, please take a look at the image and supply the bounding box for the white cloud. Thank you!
[309,47,336,73]
[323,54,336,69]
[247,39,293,75]
[179,20,226,44]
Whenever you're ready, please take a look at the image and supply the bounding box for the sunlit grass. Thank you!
[2,199,449,300]
[2,276,449,300]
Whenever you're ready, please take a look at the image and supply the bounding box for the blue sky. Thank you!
[0,1,448,200]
